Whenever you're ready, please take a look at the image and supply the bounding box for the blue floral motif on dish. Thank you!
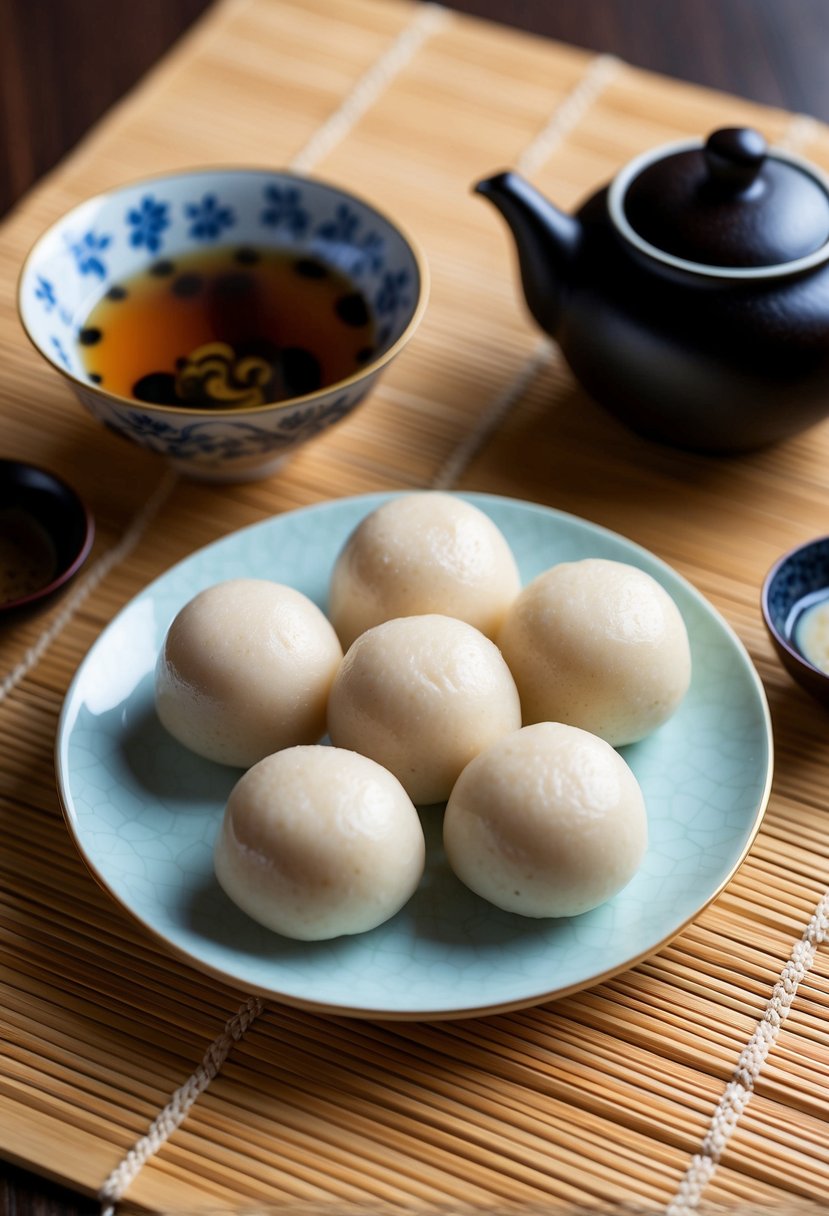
[35,277,57,311]
[67,231,111,278]
[114,416,296,459]
[110,395,359,461]
[185,194,236,240]
[276,396,354,434]
[51,336,71,369]
[34,277,56,311]
[261,185,309,237]
[316,203,360,245]
[351,232,386,277]
[375,268,411,316]
[127,196,170,254]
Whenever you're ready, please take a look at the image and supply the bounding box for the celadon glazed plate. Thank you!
[56,492,773,1019]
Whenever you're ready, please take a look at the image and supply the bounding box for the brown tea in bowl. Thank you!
[78,244,376,409]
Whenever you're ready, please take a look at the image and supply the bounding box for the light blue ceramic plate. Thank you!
[56,493,773,1020]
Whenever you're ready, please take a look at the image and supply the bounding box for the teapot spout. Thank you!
[475,171,581,337]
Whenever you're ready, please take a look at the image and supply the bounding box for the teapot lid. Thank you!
[609,128,829,278]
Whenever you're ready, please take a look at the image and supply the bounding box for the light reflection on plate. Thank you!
[55,493,773,1019]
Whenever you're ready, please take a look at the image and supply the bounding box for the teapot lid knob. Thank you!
[704,127,767,191]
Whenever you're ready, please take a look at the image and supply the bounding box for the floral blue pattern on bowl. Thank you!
[762,536,829,706]
[19,170,428,482]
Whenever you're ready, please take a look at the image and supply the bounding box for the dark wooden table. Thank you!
[2,0,827,1212]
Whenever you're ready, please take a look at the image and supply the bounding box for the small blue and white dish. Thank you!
[762,536,829,706]
[19,169,429,482]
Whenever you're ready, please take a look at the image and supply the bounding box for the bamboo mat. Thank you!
[2,0,829,1210]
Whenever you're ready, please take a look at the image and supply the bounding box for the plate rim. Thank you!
[55,490,774,1019]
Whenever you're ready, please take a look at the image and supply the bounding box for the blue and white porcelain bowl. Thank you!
[19,169,428,482]
[762,536,829,707]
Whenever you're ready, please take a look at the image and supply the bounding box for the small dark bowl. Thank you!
[0,459,94,614]
[761,536,829,707]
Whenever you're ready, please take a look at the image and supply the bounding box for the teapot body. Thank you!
[476,131,829,453]
[557,189,829,453]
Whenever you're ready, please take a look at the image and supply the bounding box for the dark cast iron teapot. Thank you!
[475,128,829,453]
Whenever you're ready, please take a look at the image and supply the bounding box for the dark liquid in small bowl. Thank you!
[0,460,93,614]
[0,507,57,603]
[79,245,376,409]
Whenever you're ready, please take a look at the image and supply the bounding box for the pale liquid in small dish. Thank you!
[791,589,829,672]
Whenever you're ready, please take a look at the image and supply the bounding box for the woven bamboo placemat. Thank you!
[2,0,828,1210]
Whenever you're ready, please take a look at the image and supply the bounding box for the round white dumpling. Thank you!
[214,746,425,940]
[444,722,647,918]
[155,578,343,767]
[328,492,521,649]
[327,614,522,805]
[498,558,691,746]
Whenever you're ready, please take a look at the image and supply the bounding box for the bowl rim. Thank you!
[0,457,95,612]
[760,534,829,681]
[17,166,430,419]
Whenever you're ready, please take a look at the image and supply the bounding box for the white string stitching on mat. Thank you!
[95,8,453,1214]
[92,36,621,1215]
[663,108,829,1216]
[290,2,450,175]
[777,113,820,153]
[431,51,621,489]
[516,53,620,179]
[0,468,177,705]
[98,996,265,1216]
[0,5,454,712]
[665,888,829,1215]
[430,335,556,489]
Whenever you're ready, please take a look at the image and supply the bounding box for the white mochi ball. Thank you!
[498,558,691,746]
[327,614,522,805]
[155,578,343,767]
[444,722,648,918]
[214,746,425,940]
[328,492,521,649]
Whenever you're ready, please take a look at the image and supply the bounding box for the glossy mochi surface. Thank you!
[56,492,772,1016]
[214,746,425,941]
[328,491,521,648]
[327,613,522,804]
[155,577,343,767]
[498,558,692,746]
[444,722,648,918]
